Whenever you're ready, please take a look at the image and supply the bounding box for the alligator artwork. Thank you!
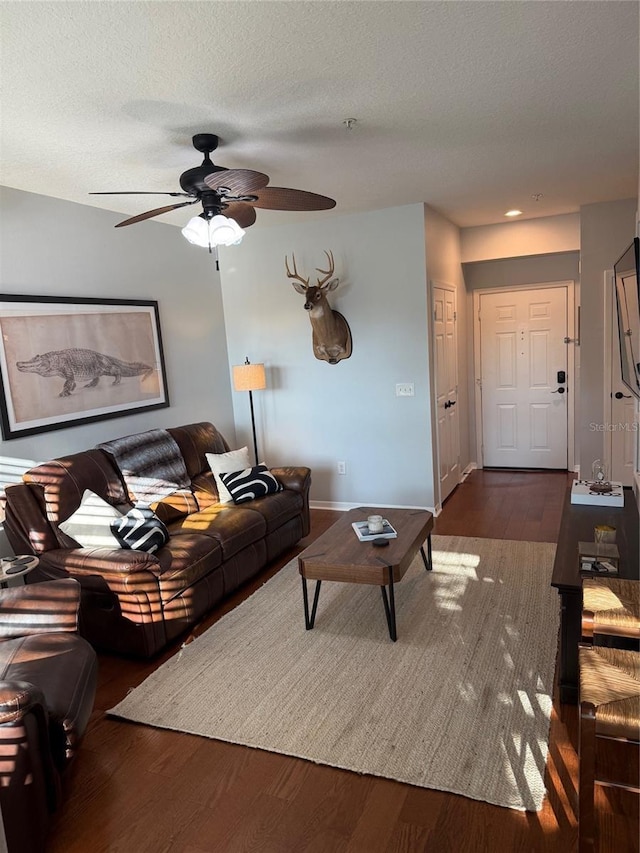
[16,348,154,397]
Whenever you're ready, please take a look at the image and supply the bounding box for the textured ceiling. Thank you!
[1,1,638,231]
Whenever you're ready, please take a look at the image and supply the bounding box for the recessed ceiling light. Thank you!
[504,209,523,217]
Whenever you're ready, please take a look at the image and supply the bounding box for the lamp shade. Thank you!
[233,362,266,392]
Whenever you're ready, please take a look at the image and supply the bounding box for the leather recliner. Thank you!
[0,578,97,853]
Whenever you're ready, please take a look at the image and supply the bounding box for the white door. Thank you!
[433,284,460,501]
[479,287,568,468]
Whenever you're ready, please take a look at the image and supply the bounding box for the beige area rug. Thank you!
[108,535,559,811]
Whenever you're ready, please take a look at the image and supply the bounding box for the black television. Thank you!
[614,236,640,400]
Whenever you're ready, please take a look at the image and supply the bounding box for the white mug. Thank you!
[367,515,384,534]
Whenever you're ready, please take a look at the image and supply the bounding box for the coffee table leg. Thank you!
[380,567,397,642]
[301,577,322,630]
[420,535,433,571]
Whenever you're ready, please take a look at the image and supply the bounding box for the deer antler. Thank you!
[285,253,309,289]
[316,250,335,288]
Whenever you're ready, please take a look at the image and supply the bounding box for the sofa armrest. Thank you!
[271,466,311,495]
[271,466,311,538]
[0,680,46,724]
[4,482,60,554]
[41,547,162,577]
[0,579,81,640]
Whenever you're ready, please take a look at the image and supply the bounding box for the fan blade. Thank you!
[221,202,257,229]
[204,169,270,195]
[114,199,199,228]
[251,187,336,211]
[90,191,191,197]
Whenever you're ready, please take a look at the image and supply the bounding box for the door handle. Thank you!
[551,387,566,394]
[444,400,457,409]
[614,391,632,399]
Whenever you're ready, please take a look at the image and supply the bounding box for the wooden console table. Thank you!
[551,485,639,704]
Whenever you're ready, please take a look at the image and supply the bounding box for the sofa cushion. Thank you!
[58,489,125,549]
[111,506,169,554]
[24,450,128,529]
[220,465,283,504]
[152,489,199,523]
[97,428,191,506]
[237,489,304,534]
[154,533,223,604]
[205,447,251,503]
[167,504,267,560]
[168,422,229,480]
[190,471,219,510]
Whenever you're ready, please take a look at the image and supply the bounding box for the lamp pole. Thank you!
[232,357,267,468]
[248,386,258,465]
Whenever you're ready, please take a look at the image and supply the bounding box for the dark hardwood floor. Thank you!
[48,470,638,852]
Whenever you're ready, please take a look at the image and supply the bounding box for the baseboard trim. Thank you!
[461,463,477,481]
[310,500,436,514]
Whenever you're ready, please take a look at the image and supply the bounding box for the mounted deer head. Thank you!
[285,250,353,364]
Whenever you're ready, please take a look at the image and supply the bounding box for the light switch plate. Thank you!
[396,383,414,397]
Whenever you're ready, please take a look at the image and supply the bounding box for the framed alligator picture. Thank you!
[0,295,169,439]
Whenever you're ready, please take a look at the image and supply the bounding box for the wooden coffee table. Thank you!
[298,507,434,641]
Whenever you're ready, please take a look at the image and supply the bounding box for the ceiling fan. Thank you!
[90,133,336,249]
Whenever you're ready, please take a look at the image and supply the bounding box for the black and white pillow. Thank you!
[110,506,169,554]
[219,465,282,505]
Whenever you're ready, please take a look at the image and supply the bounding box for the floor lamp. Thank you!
[232,358,267,465]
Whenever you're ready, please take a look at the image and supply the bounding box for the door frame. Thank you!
[473,280,576,470]
[603,268,639,483]
[603,269,614,477]
[430,280,460,510]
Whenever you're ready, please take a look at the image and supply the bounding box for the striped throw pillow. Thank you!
[219,465,282,505]
[111,506,169,553]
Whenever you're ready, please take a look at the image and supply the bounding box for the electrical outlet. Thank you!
[396,383,414,397]
[337,461,346,475]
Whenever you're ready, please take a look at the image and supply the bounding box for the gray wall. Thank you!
[462,252,579,290]
[579,198,637,470]
[0,185,235,482]
[219,203,436,509]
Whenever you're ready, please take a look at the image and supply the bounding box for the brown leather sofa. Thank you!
[3,422,311,658]
[0,578,97,853]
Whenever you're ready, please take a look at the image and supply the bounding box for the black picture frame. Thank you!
[0,294,169,439]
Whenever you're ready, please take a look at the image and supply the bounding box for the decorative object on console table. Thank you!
[589,458,612,493]
[0,294,168,439]
[232,357,266,465]
[578,541,620,576]
[570,479,624,507]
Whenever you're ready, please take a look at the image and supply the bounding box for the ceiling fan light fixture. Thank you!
[181,214,245,248]
[181,214,210,246]
[208,214,245,246]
